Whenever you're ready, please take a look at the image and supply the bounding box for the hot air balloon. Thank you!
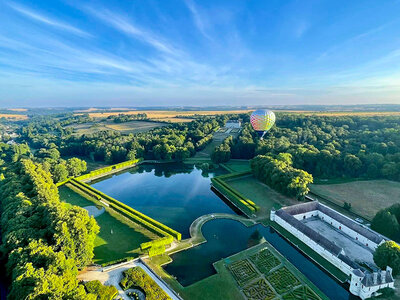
[250,109,275,139]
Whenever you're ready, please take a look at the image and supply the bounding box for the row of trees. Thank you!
[250,154,313,200]
[0,159,99,299]
[107,113,147,123]
[211,136,233,163]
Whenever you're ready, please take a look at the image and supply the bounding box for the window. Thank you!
[356,237,358,240]
[366,243,368,247]
[303,215,306,219]
[339,226,342,230]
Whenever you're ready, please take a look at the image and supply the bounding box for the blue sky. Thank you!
[1,0,400,107]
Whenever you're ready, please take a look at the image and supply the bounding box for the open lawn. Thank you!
[194,129,240,159]
[59,185,153,264]
[310,180,400,220]
[221,160,251,173]
[66,119,167,136]
[225,175,296,218]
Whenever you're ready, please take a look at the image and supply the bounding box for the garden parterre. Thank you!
[226,244,326,300]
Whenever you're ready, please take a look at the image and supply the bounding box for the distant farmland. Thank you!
[0,113,28,120]
[75,109,252,122]
[310,180,400,220]
[66,120,167,135]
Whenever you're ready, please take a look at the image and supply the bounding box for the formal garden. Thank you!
[225,243,327,300]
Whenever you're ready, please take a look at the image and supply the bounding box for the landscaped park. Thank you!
[58,153,352,300]
[50,115,400,300]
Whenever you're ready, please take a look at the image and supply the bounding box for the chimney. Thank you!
[373,272,378,285]
[386,266,393,278]
[381,271,386,284]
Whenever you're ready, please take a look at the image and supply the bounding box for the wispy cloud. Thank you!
[7,1,91,37]
[184,0,212,40]
[82,6,176,54]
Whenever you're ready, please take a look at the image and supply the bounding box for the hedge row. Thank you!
[140,236,174,250]
[75,158,142,181]
[211,173,258,216]
[195,134,213,150]
[69,179,181,240]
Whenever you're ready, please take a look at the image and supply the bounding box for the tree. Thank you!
[53,163,69,183]
[374,241,400,276]
[371,210,400,240]
[66,157,87,177]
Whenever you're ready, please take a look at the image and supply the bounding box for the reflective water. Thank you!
[91,163,235,238]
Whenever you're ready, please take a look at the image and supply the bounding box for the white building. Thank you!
[271,202,395,299]
[225,120,241,128]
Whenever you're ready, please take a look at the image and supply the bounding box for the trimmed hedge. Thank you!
[140,236,174,250]
[69,179,181,240]
[211,171,259,216]
[75,158,142,181]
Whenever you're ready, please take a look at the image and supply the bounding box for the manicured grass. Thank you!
[310,180,400,220]
[224,175,296,218]
[222,160,251,173]
[59,185,153,264]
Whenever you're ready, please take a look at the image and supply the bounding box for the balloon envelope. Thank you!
[250,109,276,133]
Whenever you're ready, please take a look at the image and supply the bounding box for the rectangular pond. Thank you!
[90,163,236,238]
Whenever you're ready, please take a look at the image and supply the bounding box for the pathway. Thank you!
[78,260,181,300]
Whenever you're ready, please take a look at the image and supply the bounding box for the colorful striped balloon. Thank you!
[250,109,275,138]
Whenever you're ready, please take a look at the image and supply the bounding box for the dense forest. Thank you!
[0,159,99,299]
[215,114,400,181]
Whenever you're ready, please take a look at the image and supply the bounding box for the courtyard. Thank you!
[302,217,375,265]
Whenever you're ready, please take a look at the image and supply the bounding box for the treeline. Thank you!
[211,136,233,163]
[371,203,400,241]
[226,114,400,181]
[250,154,313,200]
[107,113,147,123]
[58,116,227,164]
[0,159,99,299]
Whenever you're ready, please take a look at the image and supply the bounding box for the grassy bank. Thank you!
[59,185,153,264]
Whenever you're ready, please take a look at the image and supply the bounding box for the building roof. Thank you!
[361,271,394,287]
[276,209,342,256]
[352,269,365,277]
[281,201,385,244]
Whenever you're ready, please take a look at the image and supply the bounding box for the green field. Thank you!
[66,120,167,136]
[58,185,153,264]
[310,180,400,220]
[221,160,251,173]
[224,175,296,218]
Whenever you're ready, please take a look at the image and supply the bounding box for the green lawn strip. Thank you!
[221,160,252,173]
[266,220,349,283]
[59,184,157,265]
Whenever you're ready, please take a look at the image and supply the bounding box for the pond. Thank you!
[91,163,236,238]
[164,219,355,300]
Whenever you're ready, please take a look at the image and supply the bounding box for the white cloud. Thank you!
[7,1,91,37]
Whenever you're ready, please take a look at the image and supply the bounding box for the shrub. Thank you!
[84,280,118,300]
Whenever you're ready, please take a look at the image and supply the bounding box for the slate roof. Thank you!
[276,209,342,256]
[281,201,385,244]
[353,269,365,277]
[361,271,394,287]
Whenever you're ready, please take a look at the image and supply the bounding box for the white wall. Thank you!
[274,215,355,276]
